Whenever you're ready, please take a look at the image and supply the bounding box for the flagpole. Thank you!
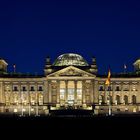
[13,64,16,73]
[105,69,112,116]
[108,87,111,116]
[124,64,127,74]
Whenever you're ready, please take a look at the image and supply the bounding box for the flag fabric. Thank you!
[105,69,111,86]
[124,64,127,69]
[13,64,16,72]
[13,64,16,68]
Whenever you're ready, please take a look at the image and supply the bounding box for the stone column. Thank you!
[0,82,4,104]
[19,82,21,105]
[27,82,30,105]
[74,81,77,104]
[82,81,86,104]
[93,80,99,104]
[43,81,48,104]
[48,81,52,103]
[138,82,140,104]
[90,80,94,104]
[129,82,131,104]
[104,83,107,104]
[65,81,68,104]
[57,81,60,104]
[121,82,124,104]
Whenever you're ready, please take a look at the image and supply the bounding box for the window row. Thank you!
[6,86,43,92]
[100,95,137,105]
[99,86,138,91]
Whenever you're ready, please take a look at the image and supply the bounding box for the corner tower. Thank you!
[0,58,8,74]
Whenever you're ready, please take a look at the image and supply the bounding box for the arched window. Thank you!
[124,95,128,105]
[101,95,105,104]
[132,95,136,104]
[116,86,120,91]
[107,86,112,91]
[60,81,66,100]
[116,95,120,104]
[110,96,113,104]
[99,86,104,91]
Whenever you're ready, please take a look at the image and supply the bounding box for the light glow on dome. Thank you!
[53,53,89,66]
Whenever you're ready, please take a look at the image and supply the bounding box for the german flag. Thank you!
[13,64,16,73]
[105,69,111,86]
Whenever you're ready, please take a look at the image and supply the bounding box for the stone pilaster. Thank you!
[48,81,52,103]
[43,81,48,104]
[93,80,98,104]
[74,81,77,104]
[90,80,94,104]
[57,81,60,104]
[0,82,4,104]
[82,80,85,104]
[65,81,68,103]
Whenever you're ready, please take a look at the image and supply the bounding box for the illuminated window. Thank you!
[60,89,65,100]
[123,85,129,91]
[132,85,137,91]
[77,89,82,100]
[77,81,82,101]
[67,81,75,103]
[116,95,121,104]
[14,109,18,113]
[132,95,136,104]
[60,81,66,100]
[124,95,128,105]
[39,94,43,105]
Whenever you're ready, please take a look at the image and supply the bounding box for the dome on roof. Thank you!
[134,58,140,71]
[53,53,89,66]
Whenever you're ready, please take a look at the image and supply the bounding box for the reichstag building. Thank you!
[0,53,140,115]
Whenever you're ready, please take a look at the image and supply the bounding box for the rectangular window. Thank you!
[99,86,104,91]
[60,89,65,100]
[116,86,120,91]
[22,87,26,91]
[68,89,74,101]
[38,86,43,91]
[30,86,35,91]
[77,89,82,100]
[13,86,18,91]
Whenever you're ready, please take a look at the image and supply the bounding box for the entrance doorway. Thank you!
[68,88,74,106]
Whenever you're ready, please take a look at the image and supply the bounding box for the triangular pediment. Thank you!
[47,66,95,77]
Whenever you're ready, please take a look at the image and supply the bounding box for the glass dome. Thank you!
[53,53,89,66]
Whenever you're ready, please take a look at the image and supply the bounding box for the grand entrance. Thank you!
[68,88,74,105]
[67,81,75,105]
[59,81,82,106]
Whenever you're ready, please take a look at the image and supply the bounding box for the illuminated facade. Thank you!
[0,54,140,116]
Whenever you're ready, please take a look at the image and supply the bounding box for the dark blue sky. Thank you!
[0,0,140,74]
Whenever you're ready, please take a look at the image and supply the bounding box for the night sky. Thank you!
[0,0,140,74]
